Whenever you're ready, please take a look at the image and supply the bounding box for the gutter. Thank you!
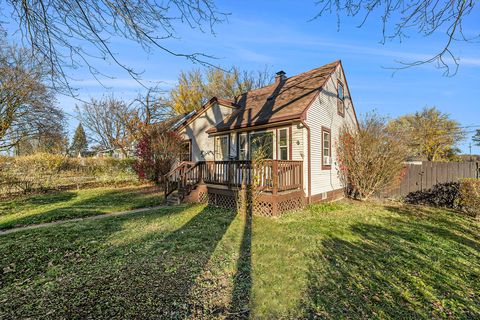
[300,119,312,204]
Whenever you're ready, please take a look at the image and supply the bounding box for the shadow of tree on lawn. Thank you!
[0,191,77,216]
[228,210,253,319]
[0,187,164,230]
[301,213,480,319]
[57,206,237,318]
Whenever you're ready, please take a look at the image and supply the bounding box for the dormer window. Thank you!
[337,81,345,117]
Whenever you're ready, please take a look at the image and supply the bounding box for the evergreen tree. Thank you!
[70,124,88,156]
[473,129,480,147]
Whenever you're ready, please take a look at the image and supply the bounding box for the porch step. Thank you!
[166,192,182,206]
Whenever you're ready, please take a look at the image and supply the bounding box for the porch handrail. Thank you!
[165,160,303,201]
[196,160,303,193]
[164,161,195,198]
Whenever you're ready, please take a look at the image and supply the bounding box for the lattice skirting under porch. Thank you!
[195,186,305,216]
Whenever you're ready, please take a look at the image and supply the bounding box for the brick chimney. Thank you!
[275,70,286,84]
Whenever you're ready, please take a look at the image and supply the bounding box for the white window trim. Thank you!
[238,133,249,160]
[277,128,289,160]
[215,135,229,161]
[322,128,332,169]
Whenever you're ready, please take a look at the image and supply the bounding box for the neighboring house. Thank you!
[91,144,136,159]
[166,60,359,215]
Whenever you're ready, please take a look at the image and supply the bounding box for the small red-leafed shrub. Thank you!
[133,123,183,184]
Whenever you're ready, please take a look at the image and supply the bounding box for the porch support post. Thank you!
[198,162,204,183]
[272,160,278,195]
[228,162,234,188]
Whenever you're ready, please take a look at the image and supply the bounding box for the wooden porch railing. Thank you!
[196,160,303,193]
[164,160,303,200]
[164,161,195,197]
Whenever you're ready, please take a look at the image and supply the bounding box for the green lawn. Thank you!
[0,200,479,319]
[0,185,164,230]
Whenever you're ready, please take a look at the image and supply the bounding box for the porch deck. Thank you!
[165,160,305,216]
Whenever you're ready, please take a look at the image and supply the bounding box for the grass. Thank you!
[0,199,479,319]
[0,185,164,230]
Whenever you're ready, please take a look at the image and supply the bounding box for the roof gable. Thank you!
[207,60,340,133]
[174,97,239,132]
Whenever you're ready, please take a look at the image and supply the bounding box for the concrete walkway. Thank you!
[0,205,168,236]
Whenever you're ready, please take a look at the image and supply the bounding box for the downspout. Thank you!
[300,119,312,204]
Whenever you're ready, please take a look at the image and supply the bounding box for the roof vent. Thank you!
[275,70,286,83]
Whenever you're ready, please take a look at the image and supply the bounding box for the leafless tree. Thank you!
[312,0,477,75]
[14,124,68,156]
[337,112,408,200]
[2,0,226,94]
[0,39,63,151]
[125,87,177,140]
[76,97,132,156]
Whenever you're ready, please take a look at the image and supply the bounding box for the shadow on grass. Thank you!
[229,210,253,318]
[0,191,77,216]
[0,205,238,318]
[385,205,480,247]
[0,187,164,230]
[301,211,480,319]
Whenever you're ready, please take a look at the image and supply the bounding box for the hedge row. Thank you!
[0,153,139,196]
[405,179,480,217]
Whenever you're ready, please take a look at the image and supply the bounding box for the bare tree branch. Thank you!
[76,96,132,156]
[0,39,63,151]
[2,0,226,94]
[312,0,477,76]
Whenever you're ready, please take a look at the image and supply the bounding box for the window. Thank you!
[322,127,331,169]
[278,128,289,160]
[338,82,344,100]
[179,140,191,162]
[337,81,345,116]
[250,131,273,159]
[239,133,248,160]
[215,135,229,160]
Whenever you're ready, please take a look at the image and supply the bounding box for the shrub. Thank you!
[337,113,408,200]
[404,182,460,209]
[0,153,138,196]
[458,178,480,217]
[133,123,184,183]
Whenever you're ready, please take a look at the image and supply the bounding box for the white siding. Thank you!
[305,64,358,196]
[177,64,358,200]
[291,122,308,195]
[179,103,235,162]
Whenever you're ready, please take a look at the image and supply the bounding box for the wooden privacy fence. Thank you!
[386,161,480,197]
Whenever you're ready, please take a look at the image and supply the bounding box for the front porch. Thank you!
[165,160,305,216]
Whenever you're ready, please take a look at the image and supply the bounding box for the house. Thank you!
[165,60,359,215]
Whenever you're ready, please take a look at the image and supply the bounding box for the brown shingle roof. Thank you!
[206,60,340,133]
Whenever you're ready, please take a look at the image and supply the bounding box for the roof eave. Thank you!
[174,97,239,132]
[206,114,304,134]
